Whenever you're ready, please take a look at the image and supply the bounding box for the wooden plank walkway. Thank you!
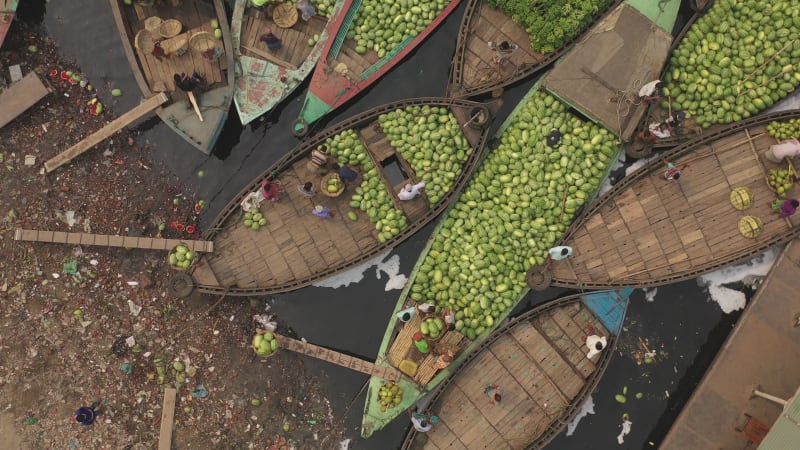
[14,228,214,253]
[44,93,168,173]
[275,333,401,381]
[551,114,800,289]
[660,238,800,450]
[408,298,614,449]
[0,71,51,129]
[157,387,177,450]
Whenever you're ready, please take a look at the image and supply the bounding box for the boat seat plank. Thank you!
[509,322,583,398]
[437,385,504,446]
[534,314,592,378]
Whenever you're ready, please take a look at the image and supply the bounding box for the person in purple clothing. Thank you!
[311,205,333,219]
[772,198,799,219]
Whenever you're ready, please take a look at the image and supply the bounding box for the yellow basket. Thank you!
[190,31,217,53]
[134,29,156,54]
[144,16,163,32]
[159,19,182,39]
[162,34,188,56]
[273,3,299,28]
[730,187,753,210]
[167,242,196,271]
[321,173,345,197]
[738,215,763,239]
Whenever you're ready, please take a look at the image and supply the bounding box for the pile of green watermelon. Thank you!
[408,89,618,341]
[663,0,800,128]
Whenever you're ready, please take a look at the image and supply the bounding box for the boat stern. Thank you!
[292,91,332,136]
[361,374,427,438]
[582,288,633,336]
[160,85,230,154]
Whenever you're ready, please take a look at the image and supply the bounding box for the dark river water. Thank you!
[17,0,761,448]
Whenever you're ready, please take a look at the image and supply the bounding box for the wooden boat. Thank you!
[402,289,632,450]
[180,97,499,297]
[230,0,347,125]
[0,0,18,50]
[290,0,463,137]
[534,109,800,290]
[446,0,623,98]
[110,0,234,155]
[358,0,681,437]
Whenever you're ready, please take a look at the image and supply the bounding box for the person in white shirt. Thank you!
[398,181,425,201]
[408,409,433,433]
[545,246,573,269]
[638,79,663,104]
[586,335,607,359]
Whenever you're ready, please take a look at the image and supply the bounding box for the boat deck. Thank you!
[123,1,229,92]
[406,295,618,450]
[541,3,673,140]
[659,238,800,450]
[551,118,800,289]
[239,7,326,70]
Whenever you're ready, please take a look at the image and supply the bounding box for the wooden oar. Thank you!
[188,91,204,122]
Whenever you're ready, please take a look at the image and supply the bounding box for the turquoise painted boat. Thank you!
[403,289,632,449]
[359,0,681,438]
[290,0,463,137]
[110,0,234,155]
[230,0,348,125]
[0,0,19,50]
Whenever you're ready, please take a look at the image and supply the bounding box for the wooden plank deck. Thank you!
[551,118,800,289]
[412,300,612,449]
[14,228,213,253]
[0,71,51,129]
[660,238,800,450]
[240,6,326,68]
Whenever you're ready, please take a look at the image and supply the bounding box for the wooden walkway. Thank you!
[660,238,800,449]
[15,229,213,253]
[0,71,51,129]
[275,333,401,381]
[44,93,168,172]
[404,291,629,450]
[550,111,800,289]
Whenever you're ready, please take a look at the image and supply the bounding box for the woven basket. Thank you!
[167,242,196,271]
[162,34,188,56]
[144,16,163,32]
[273,3,299,28]
[134,29,156,53]
[159,19,182,38]
[190,31,217,53]
[738,215,763,239]
[252,329,280,359]
[729,187,753,210]
[321,173,345,197]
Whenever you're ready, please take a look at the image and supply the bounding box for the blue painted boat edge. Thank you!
[582,287,633,335]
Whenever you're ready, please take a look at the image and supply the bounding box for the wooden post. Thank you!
[187,91,204,122]
[44,92,168,173]
[157,387,177,450]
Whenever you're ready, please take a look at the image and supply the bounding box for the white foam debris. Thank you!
[338,438,351,450]
[566,395,595,436]
[698,248,779,313]
[644,287,658,303]
[312,251,407,291]
[617,418,632,445]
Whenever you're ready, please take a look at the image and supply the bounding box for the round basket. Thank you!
[159,19,182,39]
[252,329,281,359]
[144,16,163,32]
[162,34,189,56]
[321,173,345,197]
[167,242,197,271]
[738,215,763,239]
[273,3,299,28]
[420,317,446,343]
[134,29,156,54]
[190,31,217,53]
[730,187,753,210]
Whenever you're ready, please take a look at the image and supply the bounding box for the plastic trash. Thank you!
[120,363,134,375]
[191,384,208,398]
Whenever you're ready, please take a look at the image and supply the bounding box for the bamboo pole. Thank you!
[188,91,204,122]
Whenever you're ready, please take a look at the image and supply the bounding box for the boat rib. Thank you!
[402,290,631,450]
[549,110,800,289]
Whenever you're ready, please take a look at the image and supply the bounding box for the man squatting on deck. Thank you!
[398,181,426,201]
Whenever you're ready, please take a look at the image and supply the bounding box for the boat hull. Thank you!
[0,0,18,50]
[109,0,234,155]
[549,109,800,289]
[401,289,631,450]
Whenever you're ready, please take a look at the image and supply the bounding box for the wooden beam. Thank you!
[14,228,214,253]
[44,92,169,173]
[187,91,204,122]
[242,45,299,71]
[0,71,52,129]
[157,387,177,450]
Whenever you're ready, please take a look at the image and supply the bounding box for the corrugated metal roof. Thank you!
[758,389,800,449]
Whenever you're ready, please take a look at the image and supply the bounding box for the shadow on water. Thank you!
[15,0,46,25]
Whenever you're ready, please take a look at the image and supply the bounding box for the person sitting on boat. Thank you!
[335,164,359,184]
[398,181,425,201]
[297,0,316,21]
[174,71,203,92]
[299,181,315,197]
[648,121,671,139]
[545,246,573,269]
[443,309,455,331]
[488,41,519,65]
[764,138,800,163]
[639,80,664,104]
[547,129,563,148]
[151,41,169,59]
[418,302,436,315]
[260,30,282,52]
[662,158,687,181]
[485,384,502,405]
[311,205,333,219]
[435,350,455,370]
[585,335,607,359]
[408,409,435,433]
[663,110,686,130]
[772,198,799,219]
[261,179,281,202]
